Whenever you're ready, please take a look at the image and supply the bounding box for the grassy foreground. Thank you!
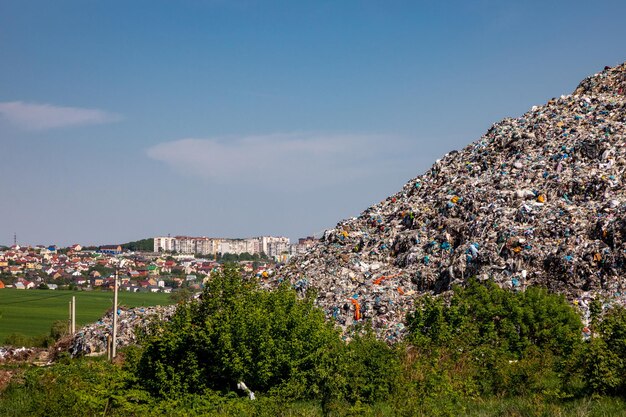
[0,356,625,417]
[0,289,172,343]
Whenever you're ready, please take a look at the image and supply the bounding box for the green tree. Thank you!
[138,264,344,399]
[168,287,192,304]
[582,306,626,395]
[121,238,155,252]
[89,264,115,278]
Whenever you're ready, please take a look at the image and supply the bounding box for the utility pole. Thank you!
[71,296,76,335]
[112,267,119,360]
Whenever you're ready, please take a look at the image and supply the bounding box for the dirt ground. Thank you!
[0,348,52,392]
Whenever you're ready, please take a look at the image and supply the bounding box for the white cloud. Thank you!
[147,133,409,187]
[0,101,122,131]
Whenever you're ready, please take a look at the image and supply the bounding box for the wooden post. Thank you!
[107,334,112,361]
[68,301,72,335]
[71,295,76,335]
[112,269,118,360]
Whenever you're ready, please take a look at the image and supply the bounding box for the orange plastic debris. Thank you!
[372,273,400,285]
[350,298,361,321]
[397,287,405,295]
[373,276,388,285]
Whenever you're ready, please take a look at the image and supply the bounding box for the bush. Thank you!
[50,320,69,341]
[582,306,626,396]
[4,332,54,348]
[138,264,344,399]
[342,328,401,403]
[405,279,583,398]
[137,264,401,406]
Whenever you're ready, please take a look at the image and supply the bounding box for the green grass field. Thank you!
[0,289,173,343]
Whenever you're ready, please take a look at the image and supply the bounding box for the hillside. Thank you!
[279,63,626,341]
[120,238,154,252]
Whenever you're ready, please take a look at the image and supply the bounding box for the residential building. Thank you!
[152,235,290,259]
[154,236,175,252]
[99,245,122,255]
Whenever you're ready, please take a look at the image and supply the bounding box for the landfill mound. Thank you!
[66,305,176,357]
[279,63,626,342]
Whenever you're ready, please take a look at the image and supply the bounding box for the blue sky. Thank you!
[1,0,625,247]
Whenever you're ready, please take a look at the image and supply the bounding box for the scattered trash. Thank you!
[0,347,36,362]
[237,381,256,400]
[67,305,176,357]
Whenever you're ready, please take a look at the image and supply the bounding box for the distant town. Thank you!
[0,235,318,293]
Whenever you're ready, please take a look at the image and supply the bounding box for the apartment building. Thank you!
[154,235,290,258]
[154,236,175,252]
[260,236,290,258]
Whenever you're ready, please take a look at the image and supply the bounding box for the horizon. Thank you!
[2,0,626,247]
[2,234,301,249]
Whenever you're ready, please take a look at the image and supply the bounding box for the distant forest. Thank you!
[120,238,154,252]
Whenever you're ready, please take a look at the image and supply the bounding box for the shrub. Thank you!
[50,320,69,341]
[138,264,344,399]
[582,306,626,396]
[4,332,54,348]
[405,279,583,397]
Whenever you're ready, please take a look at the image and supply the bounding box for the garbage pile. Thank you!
[0,347,36,363]
[68,305,176,357]
[277,63,626,342]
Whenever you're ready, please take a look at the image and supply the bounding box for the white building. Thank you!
[154,235,289,258]
[154,236,175,252]
[259,236,290,258]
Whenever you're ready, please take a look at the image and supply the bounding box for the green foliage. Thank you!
[405,279,583,399]
[216,252,268,263]
[0,358,136,417]
[341,328,401,403]
[582,306,626,395]
[407,279,582,358]
[3,332,54,348]
[0,273,13,284]
[137,264,399,406]
[3,354,624,417]
[121,238,154,252]
[3,332,33,347]
[138,264,342,398]
[49,319,69,341]
[88,264,115,278]
[168,287,193,304]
